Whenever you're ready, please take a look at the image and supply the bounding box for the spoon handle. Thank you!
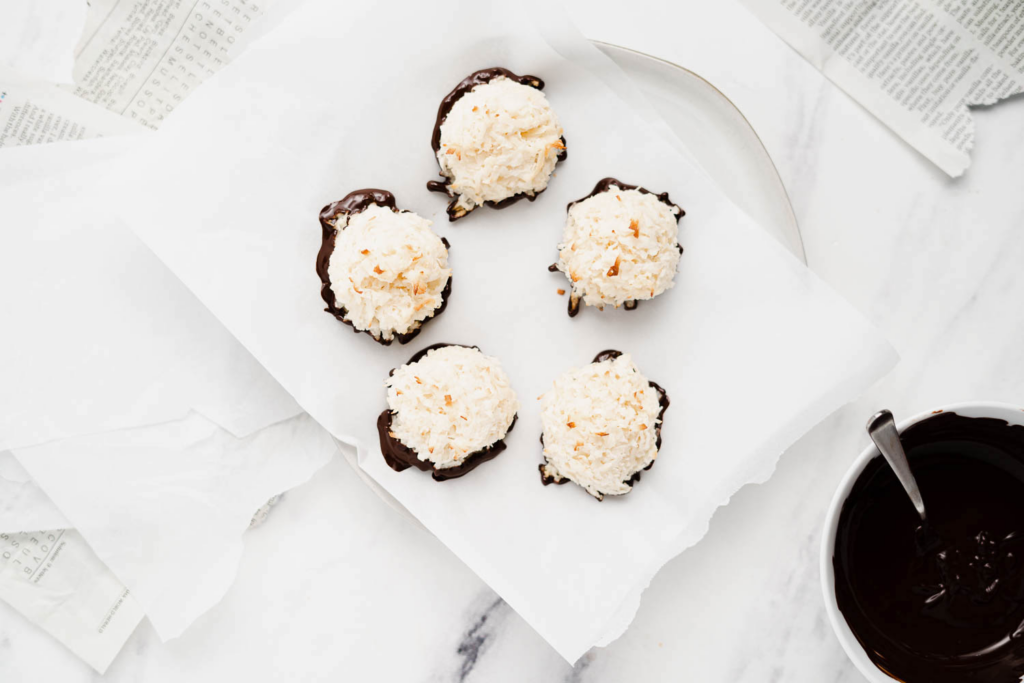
[866,410,928,522]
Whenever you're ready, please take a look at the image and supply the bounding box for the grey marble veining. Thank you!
[3,0,1024,680]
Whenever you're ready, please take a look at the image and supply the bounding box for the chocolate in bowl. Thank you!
[832,411,1024,683]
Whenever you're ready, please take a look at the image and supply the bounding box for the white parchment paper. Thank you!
[0,452,68,534]
[0,139,337,663]
[111,0,897,661]
[0,0,85,83]
[12,412,338,640]
[0,144,302,451]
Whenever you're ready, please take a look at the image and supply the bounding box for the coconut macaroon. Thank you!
[539,351,669,500]
[378,344,519,481]
[554,178,684,317]
[317,189,451,345]
[428,68,566,221]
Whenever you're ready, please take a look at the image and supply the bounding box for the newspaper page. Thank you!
[0,529,145,673]
[0,0,281,149]
[66,0,272,129]
[740,0,1024,177]
[0,0,296,672]
[0,452,69,534]
[0,66,142,148]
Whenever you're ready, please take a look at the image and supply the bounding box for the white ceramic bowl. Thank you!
[820,401,1024,682]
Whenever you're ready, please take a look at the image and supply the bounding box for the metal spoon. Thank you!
[866,409,927,522]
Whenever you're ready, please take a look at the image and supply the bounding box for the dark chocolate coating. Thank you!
[567,177,685,217]
[834,412,1024,683]
[377,343,517,481]
[316,189,451,346]
[555,178,685,317]
[538,350,669,499]
[427,67,567,221]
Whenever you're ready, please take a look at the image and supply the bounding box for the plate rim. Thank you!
[594,40,806,264]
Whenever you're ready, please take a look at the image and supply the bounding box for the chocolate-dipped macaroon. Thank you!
[428,68,567,221]
[378,344,519,481]
[317,189,451,345]
[539,350,669,500]
[552,178,683,317]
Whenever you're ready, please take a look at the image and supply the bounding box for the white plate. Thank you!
[597,42,804,263]
[342,44,805,524]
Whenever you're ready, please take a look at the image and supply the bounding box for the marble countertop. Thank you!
[3,0,1023,680]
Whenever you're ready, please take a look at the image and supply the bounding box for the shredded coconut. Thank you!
[437,76,564,215]
[557,187,681,310]
[540,353,663,499]
[386,346,519,468]
[328,204,450,341]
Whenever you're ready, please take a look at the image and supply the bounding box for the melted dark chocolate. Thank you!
[377,343,517,481]
[316,189,451,346]
[567,178,685,217]
[834,412,1024,682]
[538,349,670,499]
[427,67,567,221]
[555,178,685,317]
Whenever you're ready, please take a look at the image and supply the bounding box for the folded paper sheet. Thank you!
[111,0,897,661]
[0,0,86,83]
[0,151,302,451]
[0,139,336,665]
[0,453,69,534]
[0,135,141,184]
[13,412,337,640]
[0,528,144,673]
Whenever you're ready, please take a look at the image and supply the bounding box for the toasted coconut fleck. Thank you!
[606,255,621,278]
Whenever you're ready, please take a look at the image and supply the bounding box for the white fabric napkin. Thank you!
[103,0,896,661]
